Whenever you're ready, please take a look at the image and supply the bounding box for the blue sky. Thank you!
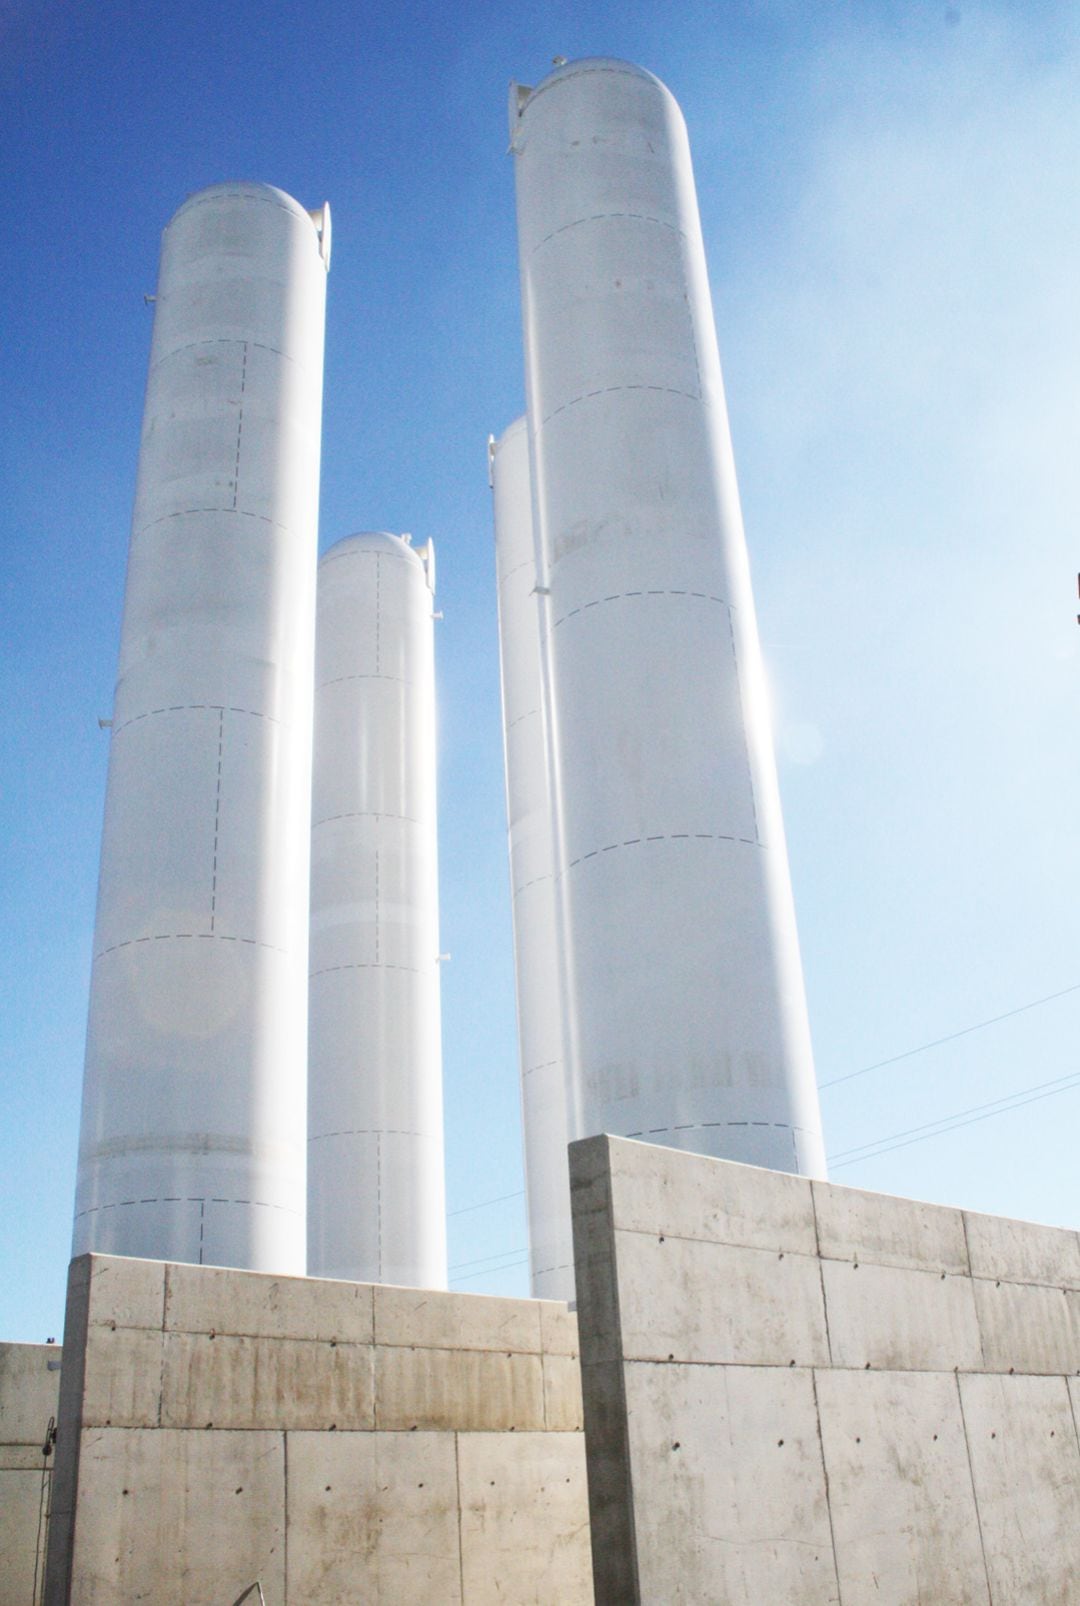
[3,0,1079,1341]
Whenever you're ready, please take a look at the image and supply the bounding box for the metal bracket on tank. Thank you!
[507,82,532,150]
[307,203,332,270]
[486,434,497,488]
[416,538,436,595]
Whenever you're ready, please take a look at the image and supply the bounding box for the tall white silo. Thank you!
[74,183,330,1273]
[308,533,446,1288]
[490,418,574,1302]
[510,60,827,1176]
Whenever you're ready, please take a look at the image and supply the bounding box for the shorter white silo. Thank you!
[308,532,446,1288]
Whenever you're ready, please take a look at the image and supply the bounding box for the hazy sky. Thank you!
[3,0,1079,1341]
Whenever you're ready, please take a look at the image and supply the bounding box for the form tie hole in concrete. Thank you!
[1009,1367,1015,1374]
[940,1273,946,1280]
[668,1353,674,1361]
[329,1424,337,1431]
[325,1486,331,1492]
[122,1489,129,1496]
[777,1440,784,1447]
[778,1252,784,1260]
[991,1432,996,1439]
[855,1438,860,1444]
[671,1442,680,1451]
[209,1330,215,1339]
[205,1422,213,1430]
[235,1487,243,1495]
[933,1434,938,1441]
[864,1362,871,1370]
[789,1359,796,1367]
[410,1424,417,1431]
[659,1235,665,1243]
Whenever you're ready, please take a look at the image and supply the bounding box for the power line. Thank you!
[819,981,1080,1091]
[447,1188,524,1219]
[450,1257,529,1286]
[828,1069,1080,1170]
[448,1245,529,1274]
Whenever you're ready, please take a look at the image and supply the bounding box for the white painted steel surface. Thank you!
[74,183,329,1273]
[308,533,446,1288]
[491,419,574,1302]
[512,60,826,1175]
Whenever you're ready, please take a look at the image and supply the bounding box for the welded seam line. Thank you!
[95,933,285,960]
[210,708,223,931]
[552,589,728,628]
[231,341,247,509]
[111,703,280,737]
[540,381,701,425]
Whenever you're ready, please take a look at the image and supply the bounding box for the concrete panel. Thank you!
[374,1283,541,1354]
[80,1325,162,1427]
[286,1430,462,1604]
[543,1352,584,1431]
[68,1427,285,1605]
[374,1345,544,1432]
[608,1135,817,1253]
[822,1258,983,1372]
[972,1277,1078,1375]
[458,1431,593,1604]
[964,1210,1080,1289]
[539,1301,579,1357]
[166,1260,374,1342]
[84,1254,165,1331]
[615,1230,829,1366]
[0,1343,62,1444]
[161,1332,374,1429]
[959,1372,1080,1603]
[813,1180,969,1274]
[624,1360,838,1605]
[817,1369,990,1605]
[0,1467,50,1606]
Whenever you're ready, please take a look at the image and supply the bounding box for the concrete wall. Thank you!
[571,1133,1080,1605]
[45,1254,591,1605]
[0,1342,62,1606]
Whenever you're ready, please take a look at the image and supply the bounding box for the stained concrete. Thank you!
[0,1342,63,1606]
[571,1133,1080,1605]
[44,1255,592,1604]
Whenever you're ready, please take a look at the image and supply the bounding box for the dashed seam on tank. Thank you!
[528,211,687,256]
[523,1058,561,1079]
[210,709,223,931]
[621,1120,802,1139]
[231,341,247,509]
[550,589,729,628]
[74,1195,303,1220]
[308,962,422,978]
[540,381,701,425]
[149,336,294,370]
[308,1127,428,1142]
[135,508,298,535]
[506,707,538,731]
[312,810,420,827]
[110,704,281,737]
[560,832,766,875]
[511,873,553,900]
[168,189,305,222]
[498,556,534,586]
[94,933,286,960]
[316,672,414,690]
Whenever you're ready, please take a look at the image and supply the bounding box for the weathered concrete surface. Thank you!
[45,1255,592,1604]
[0,1342,62,1606]
[571,1133,1080,1605]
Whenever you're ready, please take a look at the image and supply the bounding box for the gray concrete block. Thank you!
[623,1360,838,1605]
[817,1369,991,1605]
[67,1426,285,1605]
[539,1301,579,1357]
[0,1343,62,1444]
[165,1260,374,1342]
[374,1282,541,1354]
[160,1332,374,1430]
[963,1210,1080,1289]
[85,1253,165,1330]
[0,1467,50,1606]
[458,1431,593,1604]
[972,1277,1078,1375]
[822,1259,983,1372]
[543,1352,584,1431]
[374,1345,544,1432]
[615,1230,829,1366]
[813,1180,969,1274]
[569,1139,622,1368]
[286,1429,462,1604]
[606,1133,817,1254]
[80,1325,162,1427]
[959,1372,1080,1602]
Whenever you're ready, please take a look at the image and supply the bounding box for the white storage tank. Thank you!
[510,60,826,1176]
[308,532,446,1288]
[73,182,330,1273]
[490,418,574,1302]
